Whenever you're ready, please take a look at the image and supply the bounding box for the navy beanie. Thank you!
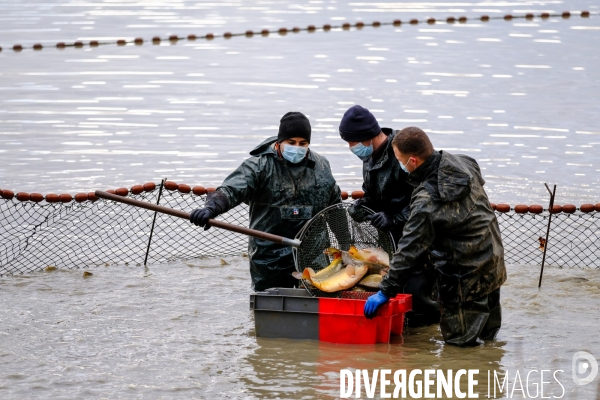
[339,105,381,142]
[278,111,311,143]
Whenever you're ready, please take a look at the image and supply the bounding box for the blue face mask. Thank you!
[281,144,309,164]
[350,142,373,161]
[399,159,409,173]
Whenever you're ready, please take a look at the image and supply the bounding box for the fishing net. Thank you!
[1,181,600,278]
[495,211,600,269]
[0,184,248,276]
[293,203,395,298]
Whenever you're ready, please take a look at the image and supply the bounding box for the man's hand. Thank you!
[190,208,215,230]
[364,291,390,319]
[190,191,229,230]
[368,211,395,232]
[348,198,370,222]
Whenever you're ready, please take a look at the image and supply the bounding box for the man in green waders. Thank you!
[190,112,341,291]
[364,127,506,347]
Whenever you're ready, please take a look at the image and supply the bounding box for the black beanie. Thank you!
[278,111,311,143]
[339,105,381,142]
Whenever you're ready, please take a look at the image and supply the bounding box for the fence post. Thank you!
[144,178,166,266]
[538,183,556,288]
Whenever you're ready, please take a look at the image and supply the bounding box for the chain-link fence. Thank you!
[1,182,599,276]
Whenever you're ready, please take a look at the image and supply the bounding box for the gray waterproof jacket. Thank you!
[216,136,342,291]
[360,128,413,239]
[380,150,507,303]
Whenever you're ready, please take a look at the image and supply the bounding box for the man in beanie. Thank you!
[339,105,440,327]
[190,112,341,291]
[365,127,506,347]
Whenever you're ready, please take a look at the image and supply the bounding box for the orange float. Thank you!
[178,184,191,194]
[514,205,529,214]
[45,193,59,203]
[16,192,30,201]
[351,191,364,200]
[164,181,178,191]
[495,204,510,213]
[130,185,144,195]
[30,193,44,202]
[75,193,89,202]
[580,204,594,213]
[115,188,129,196]
[528,205,543,214]
[192,186,207,196]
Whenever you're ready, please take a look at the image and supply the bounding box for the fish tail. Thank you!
[302,268,315,280]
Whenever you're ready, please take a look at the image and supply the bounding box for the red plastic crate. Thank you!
[317,294,412,344]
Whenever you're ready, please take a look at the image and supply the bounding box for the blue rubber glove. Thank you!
[364,291,390,319]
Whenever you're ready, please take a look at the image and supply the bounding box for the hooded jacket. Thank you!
[215,136,341,291]
[360,128,413,238]
[380,150,506,303]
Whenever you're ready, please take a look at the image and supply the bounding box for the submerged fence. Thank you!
[1,181,599,276]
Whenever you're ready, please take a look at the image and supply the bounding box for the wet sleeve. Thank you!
[328,183,342,206]
[391,205,411,226]
[216,157,261,212]
[359,179,375,209]
[388,166,413,222]
[379,196,436,298]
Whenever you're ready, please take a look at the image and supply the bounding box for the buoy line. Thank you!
[0,10,594,54]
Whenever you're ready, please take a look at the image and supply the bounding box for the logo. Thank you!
[572,351,598,386]
[293,208,299,215]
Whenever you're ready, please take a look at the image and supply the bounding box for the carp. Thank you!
[301,263,369,293]
[292,257,342,280]
[348,246,390,267]
[325,247,389,276]
[357,274,383,291]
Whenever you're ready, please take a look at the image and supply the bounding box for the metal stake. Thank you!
[538,183,556,288]
[144,178,166,266]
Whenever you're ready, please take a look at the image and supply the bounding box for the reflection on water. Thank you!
[244,337,506,398]
[1,2,600,396]
[1,261,598,398]
[0,1,599,204]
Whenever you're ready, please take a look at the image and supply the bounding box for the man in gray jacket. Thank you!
[190,112,341,291]
[364,126,506,347]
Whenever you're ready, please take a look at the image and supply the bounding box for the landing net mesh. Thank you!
[293,203,395,297]
[1,184,599,276]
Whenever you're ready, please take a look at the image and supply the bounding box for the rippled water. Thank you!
[2,1,600,399]
[0,261,599,399]
[1,1,599,204]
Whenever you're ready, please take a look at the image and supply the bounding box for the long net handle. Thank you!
[95,190,301,248]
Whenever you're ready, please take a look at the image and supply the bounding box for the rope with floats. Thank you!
[1,10,595,53]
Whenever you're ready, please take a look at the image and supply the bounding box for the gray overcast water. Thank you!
[1,0,599,205]
[1,1,600,399]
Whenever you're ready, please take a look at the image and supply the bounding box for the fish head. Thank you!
[324,248,342,258]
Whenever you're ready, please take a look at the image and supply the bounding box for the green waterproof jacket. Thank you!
[360,128,413,240]
[380,150,507,303]
[216,136,342,291]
